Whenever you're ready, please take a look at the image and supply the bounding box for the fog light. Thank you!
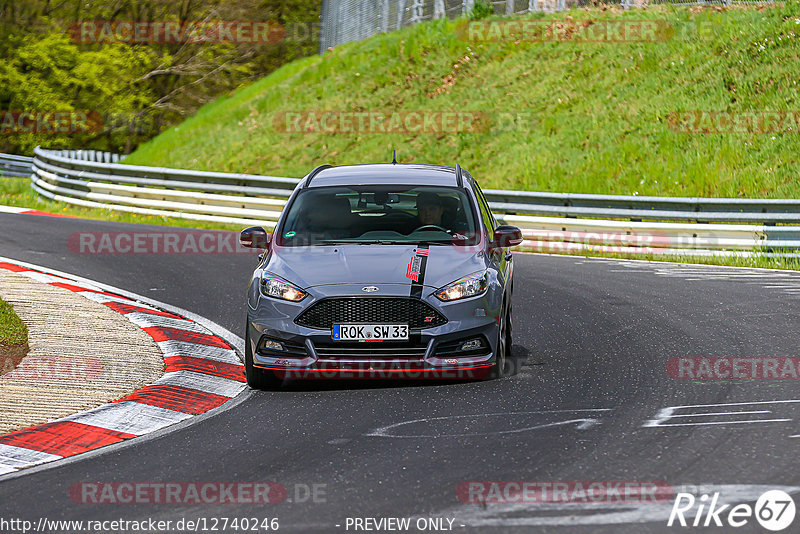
[460,338,484,351]
[259,338,285,352]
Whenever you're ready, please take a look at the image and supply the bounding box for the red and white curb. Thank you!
[0,260,246,476]
[0,204,75,218]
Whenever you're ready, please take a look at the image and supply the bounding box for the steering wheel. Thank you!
[412,225,450,233]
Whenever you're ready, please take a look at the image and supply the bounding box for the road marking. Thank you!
[367,409,611,438]
[667,410,771,418]
[647,419,791,427]
[644,399,800,428]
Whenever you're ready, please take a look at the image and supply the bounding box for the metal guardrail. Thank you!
[8,147,800,256]
[0,153,33,177]
[482,190,800,224]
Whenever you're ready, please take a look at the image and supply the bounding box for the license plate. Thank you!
[332,324,409,341]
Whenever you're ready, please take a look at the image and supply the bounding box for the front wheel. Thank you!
[244,325,282,390]
[489,299,510,380]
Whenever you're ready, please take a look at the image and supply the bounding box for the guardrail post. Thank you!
[434,0,445,18]
[382,0,390,30]
[397,0,406,29]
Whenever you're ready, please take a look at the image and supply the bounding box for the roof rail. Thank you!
[303,164,333,188]
[455,163,464,188]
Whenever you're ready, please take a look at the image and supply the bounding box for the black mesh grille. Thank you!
[295,297,447,330]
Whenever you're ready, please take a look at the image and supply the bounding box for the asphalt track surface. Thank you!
[2,211,800,533]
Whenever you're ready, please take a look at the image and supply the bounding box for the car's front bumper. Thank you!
[247,283,501,380]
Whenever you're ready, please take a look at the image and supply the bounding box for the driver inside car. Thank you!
[415,192,446,229]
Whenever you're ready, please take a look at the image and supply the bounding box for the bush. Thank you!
[469,0,495,20]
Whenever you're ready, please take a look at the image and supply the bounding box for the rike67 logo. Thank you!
[668,489,796,531]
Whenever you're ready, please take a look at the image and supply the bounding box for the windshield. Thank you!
[276,185,480,246]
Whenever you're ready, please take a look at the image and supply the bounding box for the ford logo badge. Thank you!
[362,286,379,292]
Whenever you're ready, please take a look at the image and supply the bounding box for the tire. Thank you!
[244,324,282,390]
[505,291,516,375]
[505,292,513,358]
[489,299,509,380]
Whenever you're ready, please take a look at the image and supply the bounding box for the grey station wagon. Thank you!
[240,162,522,388]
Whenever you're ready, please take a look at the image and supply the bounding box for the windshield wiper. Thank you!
[372,240,452,245]
[316,240,404,245]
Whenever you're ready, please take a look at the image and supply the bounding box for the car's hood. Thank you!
[264,244,486,289]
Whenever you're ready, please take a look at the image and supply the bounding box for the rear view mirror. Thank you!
[493,225,523,247]
[240,226,271,248]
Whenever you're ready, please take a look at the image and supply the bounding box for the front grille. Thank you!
[295,297,447,330]
[313,341,428,360]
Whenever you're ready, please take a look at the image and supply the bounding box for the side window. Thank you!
[473,182,496,232]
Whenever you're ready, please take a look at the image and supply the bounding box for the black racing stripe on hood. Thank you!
[409,245,429,299]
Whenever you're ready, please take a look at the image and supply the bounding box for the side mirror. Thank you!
[240,226,271,248]
[493,225,523,247]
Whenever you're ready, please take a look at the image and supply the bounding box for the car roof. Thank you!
[302,163,472,189]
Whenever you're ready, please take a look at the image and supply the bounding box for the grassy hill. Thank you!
[126,3,800,198]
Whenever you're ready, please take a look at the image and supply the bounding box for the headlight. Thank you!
[260,273,307,302]
[434,272,488,301]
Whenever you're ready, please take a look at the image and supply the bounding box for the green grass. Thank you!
[0,297,27,347]
[125,4,800,198]
[0,177,241,231]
